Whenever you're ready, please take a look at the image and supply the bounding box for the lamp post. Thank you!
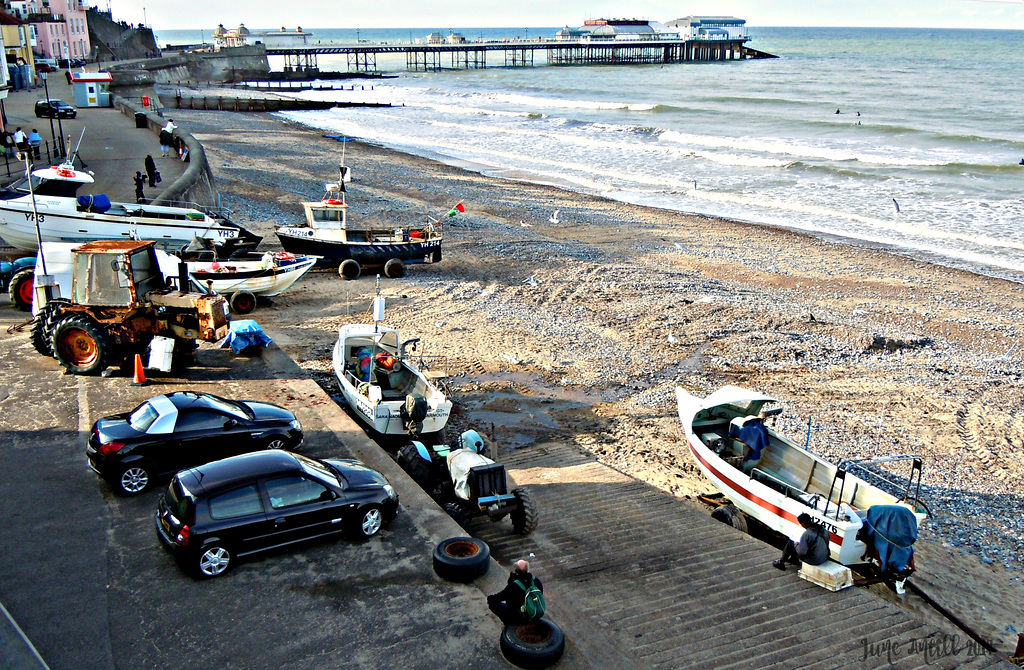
[40,71,57,158]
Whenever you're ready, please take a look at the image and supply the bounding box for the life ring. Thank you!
[374,352,395,371]
[273,251,296,261]
[325,198,343,205]
[56,167,75,178]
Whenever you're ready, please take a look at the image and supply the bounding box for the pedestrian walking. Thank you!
[1,130,15,158]
[133,171,146,203]
[27,129,42,160]
[144,153,158,187]
[65,70,73,85]
[13,127,27,155]
[159,119,176,157]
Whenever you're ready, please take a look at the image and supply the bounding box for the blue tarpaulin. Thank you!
[864,505,918,573]
[222,319,272,354]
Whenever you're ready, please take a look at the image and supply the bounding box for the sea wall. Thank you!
[110,95,219,208]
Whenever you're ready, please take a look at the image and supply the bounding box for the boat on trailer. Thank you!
[332,281,451,438]
[0,161,261,255]
[275,164,448,280]
[676,385,928,567]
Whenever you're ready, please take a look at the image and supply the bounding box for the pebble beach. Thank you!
[171,101,1024,653]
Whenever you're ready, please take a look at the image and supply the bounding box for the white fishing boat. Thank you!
[331,283,451,437]
[182,252,318,313]
[0,161,261,255]
[676,385,928,566]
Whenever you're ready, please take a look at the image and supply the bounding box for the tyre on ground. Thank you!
[51,315,116,375]
[711,503,748,533]
[432,536,490,583]
[229,290,257,315]
[510,487,539,535]
[8,268,35,311]
[383,258,405,279]
[339,259,360,280]
[499,619,566,669]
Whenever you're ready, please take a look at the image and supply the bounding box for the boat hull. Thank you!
[277,229,441,266]
[189,257,317,296]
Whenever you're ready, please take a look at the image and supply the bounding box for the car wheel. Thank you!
[229,290,256,314]
[352,504,383,539]
[117,464,150,495]
[510,487,539,535]
[8,268,35,311]
[499,619,566,669]
[196,544,232,578]
[338,259,360,280]
[432,536,490,583]
[264,436,287,450]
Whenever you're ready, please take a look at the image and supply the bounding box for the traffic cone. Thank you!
[131,353,148,386]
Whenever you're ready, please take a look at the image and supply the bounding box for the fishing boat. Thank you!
[331,281,451,437]
[164,252,318,314]
[676,385,928,567]
[275,164,453,280]
[0,161,261,255]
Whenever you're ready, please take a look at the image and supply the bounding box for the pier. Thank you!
[266,38,775,73]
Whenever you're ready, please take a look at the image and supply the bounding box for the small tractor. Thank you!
[30,240,229,375]
[2,255,36,311]
[396,430,538,535]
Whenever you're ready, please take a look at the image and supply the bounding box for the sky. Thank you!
[103,0,1024,32]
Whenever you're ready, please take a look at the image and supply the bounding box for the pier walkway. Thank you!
[267,38,774,72]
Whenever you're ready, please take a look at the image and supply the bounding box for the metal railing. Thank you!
[2,140,70,179]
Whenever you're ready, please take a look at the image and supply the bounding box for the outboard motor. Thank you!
[401,393,428,435]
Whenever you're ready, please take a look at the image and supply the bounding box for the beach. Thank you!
[177,106,1023,654]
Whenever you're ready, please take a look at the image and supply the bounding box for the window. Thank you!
[175,411,229,432]
[265,476,329,509]
[208,485,263,519]
[128,402,159,432]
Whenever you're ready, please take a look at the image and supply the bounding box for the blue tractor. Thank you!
[396,430,538,535]
[1,256,36,311]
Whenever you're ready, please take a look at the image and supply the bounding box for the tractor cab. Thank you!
[70,240,166,308]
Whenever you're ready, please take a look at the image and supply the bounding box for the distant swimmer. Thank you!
[835,109,841,114]
[892,198,901,215]
[856,111,861,117]
[1019,158,1024,166]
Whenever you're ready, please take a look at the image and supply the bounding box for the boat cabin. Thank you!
[339,328,432,402]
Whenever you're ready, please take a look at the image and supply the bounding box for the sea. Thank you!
[156,27,1024,282]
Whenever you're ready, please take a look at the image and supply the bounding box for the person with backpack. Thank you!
[487,559,545,625]
[773,512,829,570]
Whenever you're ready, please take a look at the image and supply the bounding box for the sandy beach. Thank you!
[173,105,1023,655]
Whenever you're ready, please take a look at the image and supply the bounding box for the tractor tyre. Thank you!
[443,502,467,528]
[397,444,436,491]
[52,315,114,376]
[711,504,748,534]
[510,487,539,535]
[383,258,405,279]
[229,291,257,315]
[499,619,566,669]
[30,313,51,356]
[339,259,360,280]
[432,536,490,583]
[8,268,35,311]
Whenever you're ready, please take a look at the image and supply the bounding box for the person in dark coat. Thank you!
[133,171,146,203]
[487,559,543,625]
[773,513,829,570]
[144,153,158,187]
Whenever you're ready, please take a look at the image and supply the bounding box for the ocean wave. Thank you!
[482,91,658,112]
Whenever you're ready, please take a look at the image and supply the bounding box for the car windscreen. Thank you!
[295,453,342,488]
[165,479,194,522]
[129,401,159,432]
[200,394,253,420]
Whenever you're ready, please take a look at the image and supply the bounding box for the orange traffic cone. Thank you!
[131,353,148,386]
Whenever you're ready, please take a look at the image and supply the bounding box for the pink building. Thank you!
[6,0,91,60]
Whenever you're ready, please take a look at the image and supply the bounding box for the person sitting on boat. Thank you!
[730,413,770,474]
[773,513,829,571]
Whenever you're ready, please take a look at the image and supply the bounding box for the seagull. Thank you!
[667,332,679,345]
[523,275,538,287]
[673,242,685,252]
[549,210,560,224]
[502,353,521,365]
[892,198,901,216]
[520,220,532,228]
[435,320,446,329]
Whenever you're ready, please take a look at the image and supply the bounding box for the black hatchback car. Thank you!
[35,99,78,119]
[87,392,303,495]
[156,450,399,577]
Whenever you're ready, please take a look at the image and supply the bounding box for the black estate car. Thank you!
[156,450,399,577]
[87,392,303,495]
[35,99,78,119]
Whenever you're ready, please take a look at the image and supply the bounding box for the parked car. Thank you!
[87,391,303,495]
[156,450,399,577]
[57,58,86,69]
[34,62,56,73]
[35,99,78,119]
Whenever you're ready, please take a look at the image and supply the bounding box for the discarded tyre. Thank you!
[432,536,489,583]
[711,503,748,533]
[500,619,566,669]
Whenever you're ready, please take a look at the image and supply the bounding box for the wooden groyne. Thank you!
[169,96,390,112]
